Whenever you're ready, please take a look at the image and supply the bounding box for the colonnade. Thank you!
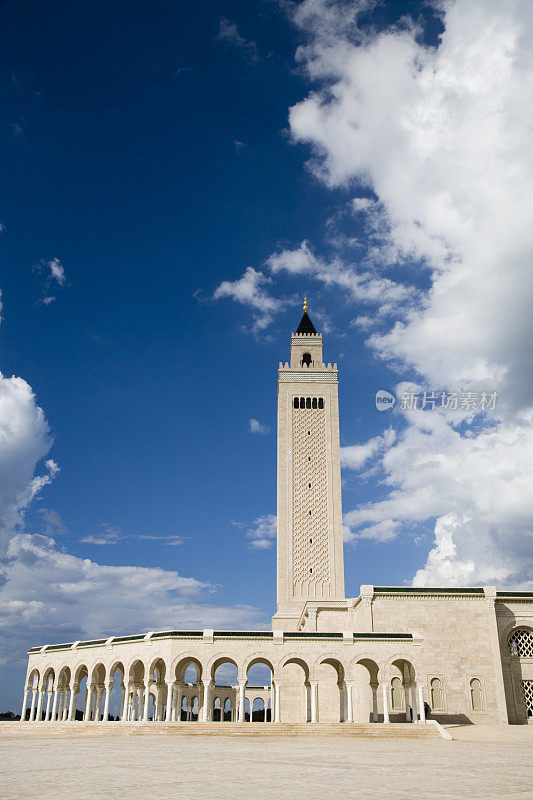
[22,655,424,724]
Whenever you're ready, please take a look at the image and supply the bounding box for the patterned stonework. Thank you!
[291,403,331,596]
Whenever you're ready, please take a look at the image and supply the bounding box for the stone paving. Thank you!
[1,725,532,800]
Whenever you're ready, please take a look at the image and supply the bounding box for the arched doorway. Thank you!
[353,659,379,722]
[280,656,310,723]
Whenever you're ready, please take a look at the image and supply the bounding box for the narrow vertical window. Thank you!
[391,677,403,710]
[312,398,317,409]
[318,398,324,409]
[430,678,442,710]
[294,397,299,409]
[470,678,483,711]
[306,397,311,409]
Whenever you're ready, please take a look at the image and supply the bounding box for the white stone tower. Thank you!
[272,299,345,630]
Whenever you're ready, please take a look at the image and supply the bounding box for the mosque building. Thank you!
[20,302,533,728]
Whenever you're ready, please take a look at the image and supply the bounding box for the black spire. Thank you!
[296,296,317,334]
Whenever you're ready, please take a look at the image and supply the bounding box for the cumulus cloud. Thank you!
[285,0,533,586]
[214,266,287,332]
[340,427,395,471]
[0,372,56,554]
[0,371,267,707]
[268,240,414,315]
[217,18,258,63]
[34,257,66,305]
[242,514,277,550]
[0,533,265,673]
[249,418,269,434]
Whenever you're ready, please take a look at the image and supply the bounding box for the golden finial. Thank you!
[303,295,308,313]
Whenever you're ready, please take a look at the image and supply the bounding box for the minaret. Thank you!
[272,298,345,629]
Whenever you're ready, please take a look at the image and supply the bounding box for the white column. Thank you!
[95,687,104,721]
[410,684,418,722]
[51,689,59,722]
[371,684,379,722]
[29,689,37,721]
[249,699,254,722]
[202,681,211,722]
[142,681,151,722]
[346,682,354,723]
[44,691,52,721]
[238,680,246,722]
[84,685,93,721]
[310,681,318,723]
[103,682,111,722]
[57,691,64,721]
[120,684,128,721]
[20,690,29,722]
[418,685,425,722]
[36,689,44,722]
[274,681,281,723]
[68,687,77,721]
[62,694,69,721]
[165,683,173,722]
[264,702,268,722]
[174,684,182,722]
[382,684,389,723]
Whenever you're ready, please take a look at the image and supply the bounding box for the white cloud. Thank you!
[249,418,269,434]
[0,533,266,674]
[0,372,267,707]
[340,427,395,470]
[217,18,258,63]
[214,266,286,332]
[288,0,533,586]
[268,240,414,315]
[38,508,67,537]
[0,372,56,554]
[47,257,65,286]
[80,523,123,546]
[243,514,277,550]
[137,534,184,547]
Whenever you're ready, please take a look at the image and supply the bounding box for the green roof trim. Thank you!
[213,631,273,638]
[46,643,72,651]
[112,634,146,643]
[496,591,533,598]
[374,587,484,594]
[77,639,107,647]
[151,631,203,639]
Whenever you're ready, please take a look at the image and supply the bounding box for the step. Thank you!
[3,721,447,739]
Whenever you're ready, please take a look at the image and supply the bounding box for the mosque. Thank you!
[20,303,533,727]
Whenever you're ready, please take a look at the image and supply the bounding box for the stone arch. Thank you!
[57,666,71,690]
[207,654,240,682]
[278,652,310,678]
[384,655,417,682]
[26,668,40,691]
[41,666,56,691]
[315,656,345,722]
[73,662,89,684]
[279,653,310,723]
[389,657,417,722]
[128,659,146,683]
[352,658,380,723]
[171,654,203,684]
[107,660,126,683]
[147,656,167,684]
[90,662,106,684]
[242,653,275,677]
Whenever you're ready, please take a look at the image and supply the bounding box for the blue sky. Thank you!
[1,0,532,710]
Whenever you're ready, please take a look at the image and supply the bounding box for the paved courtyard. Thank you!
[2,725,532,800]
